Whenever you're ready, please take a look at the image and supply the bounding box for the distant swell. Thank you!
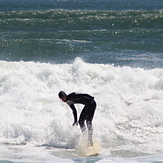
[0,9,163,66]
[1,9,162,29]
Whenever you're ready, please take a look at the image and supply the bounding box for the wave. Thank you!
[1,9,163,28]
[0,58,163,157]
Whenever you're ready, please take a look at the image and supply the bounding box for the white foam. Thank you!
[0,143,74,163]
[0,58,163,159]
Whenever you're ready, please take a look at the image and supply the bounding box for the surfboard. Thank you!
[77,137,101,156]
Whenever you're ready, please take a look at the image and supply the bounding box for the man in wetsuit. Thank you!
[58,91,96,146]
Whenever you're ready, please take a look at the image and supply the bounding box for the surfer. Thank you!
[58,91,96,146]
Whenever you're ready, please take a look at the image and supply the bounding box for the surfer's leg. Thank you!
[79,108,87,133]
[86,120,93,146]
[86,101,96,146]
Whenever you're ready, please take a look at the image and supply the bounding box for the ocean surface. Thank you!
[0,0,163,162]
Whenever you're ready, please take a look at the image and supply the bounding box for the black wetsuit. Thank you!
[66,92,96,145]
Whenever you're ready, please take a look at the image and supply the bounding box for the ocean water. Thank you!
[0,0,163,162]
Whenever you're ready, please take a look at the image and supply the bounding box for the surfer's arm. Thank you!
[70,104,78,126]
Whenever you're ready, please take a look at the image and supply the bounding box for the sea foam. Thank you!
[0,58,163,158]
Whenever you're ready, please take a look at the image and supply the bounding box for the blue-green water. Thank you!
[0,0,163,68]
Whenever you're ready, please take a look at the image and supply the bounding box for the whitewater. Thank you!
[0,58,163,163]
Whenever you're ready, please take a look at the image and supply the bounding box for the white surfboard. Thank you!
[77,137,101,156]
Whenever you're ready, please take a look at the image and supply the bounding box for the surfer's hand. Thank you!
[72,122,78,126]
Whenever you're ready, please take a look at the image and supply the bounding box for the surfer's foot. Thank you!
[87,140,93,146]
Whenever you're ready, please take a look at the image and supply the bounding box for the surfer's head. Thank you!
[58,91,67,102]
